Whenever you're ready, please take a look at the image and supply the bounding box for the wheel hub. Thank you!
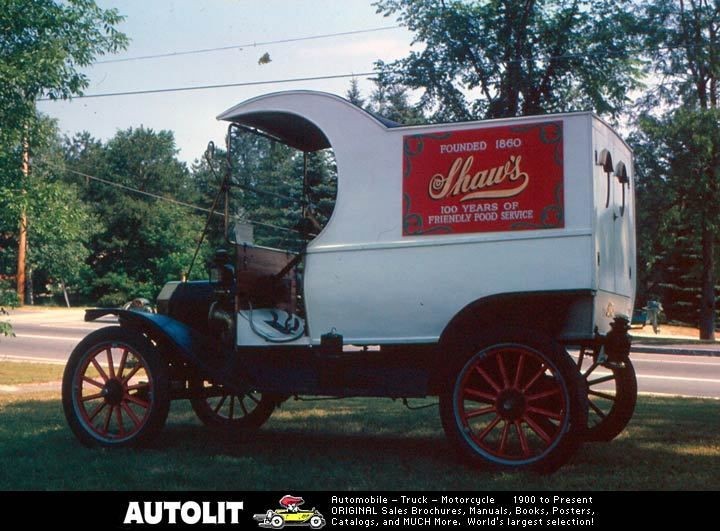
[102,379,125,406]
[495,389,526,421]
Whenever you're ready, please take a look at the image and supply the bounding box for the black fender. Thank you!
[85,309,249,394]
[438,290,594,349]
[430,290,593,393]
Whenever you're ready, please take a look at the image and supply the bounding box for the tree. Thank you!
[373,0,643,121]
[1,0,127,302]
[63,128,208,305]
[627,123,679,311]
[0,117,99,305]
[0,0,127,138]
[366,82,426,125]
[346,77,426,125]
[635,108,720,337]
[346,78,366,107]
[223,129,338,251]
[29,123,99,305]
[636,0,720,339]
[28,181,99,306]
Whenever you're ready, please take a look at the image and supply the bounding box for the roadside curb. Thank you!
[632,345,720,357]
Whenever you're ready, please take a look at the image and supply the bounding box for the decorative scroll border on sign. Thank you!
[402,122,564,236]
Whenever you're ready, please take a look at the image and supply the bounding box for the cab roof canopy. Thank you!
[217,90,400,152]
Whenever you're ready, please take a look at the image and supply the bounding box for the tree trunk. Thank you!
[699,221,716,340]
[60,279,71,308]
[16,209,27,305]
[16,134,30,305]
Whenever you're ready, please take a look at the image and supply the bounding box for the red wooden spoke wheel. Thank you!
[576,348,637,441]
[441,336,586,473]
[189,379,280,430]
[62,327,169,447]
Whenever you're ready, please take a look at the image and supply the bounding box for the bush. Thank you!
[91,272,157,307]
[0,279,18,338]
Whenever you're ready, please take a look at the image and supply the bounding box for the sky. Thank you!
[36,0,415,164]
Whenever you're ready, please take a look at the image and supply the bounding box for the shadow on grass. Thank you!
[0,395,718,490]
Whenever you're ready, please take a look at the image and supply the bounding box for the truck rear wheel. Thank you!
[440,332,587,473]
[62,326,170,447]
[581,354,637,441]
[189,380,280,430]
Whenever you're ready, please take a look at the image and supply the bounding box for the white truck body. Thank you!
[219,91,635,347]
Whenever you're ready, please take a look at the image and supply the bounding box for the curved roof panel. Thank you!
[217,90,400,152]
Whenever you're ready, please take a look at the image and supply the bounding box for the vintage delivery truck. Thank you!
[63,90,636,472]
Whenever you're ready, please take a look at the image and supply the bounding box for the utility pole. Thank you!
[16,136,29,305]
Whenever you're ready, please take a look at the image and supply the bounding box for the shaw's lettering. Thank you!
[428,155,529,201]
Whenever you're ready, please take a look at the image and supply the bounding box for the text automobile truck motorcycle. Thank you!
[63,91,636,473]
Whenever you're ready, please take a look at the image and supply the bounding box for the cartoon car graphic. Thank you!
[253,495,325,529]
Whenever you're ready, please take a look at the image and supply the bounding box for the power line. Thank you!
[35,45,664,103]
[61,166,216,214]
[45,164,302,235]
[35,71,376,101]
[35,47,655,103]
[94,25,402,64]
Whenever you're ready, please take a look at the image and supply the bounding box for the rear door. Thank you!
[593,122,635,300]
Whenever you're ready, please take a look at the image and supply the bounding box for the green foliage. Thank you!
[0,280,18,338]
[91,271,156,307]
[0,0,127,306]
[346,78,426,126]
[0,115,98,305]
[205,130,337,252]
[64,127,208,303]
[30,183,98,283]
[633,0,720,335]
[654,108,720,228]
[345,78,366,108]
[633,108,720,325]
[640,0,719,110]
[366,83,426,125]
[373,0,643,121]
[0,0,127,146]
[0,315,12,338]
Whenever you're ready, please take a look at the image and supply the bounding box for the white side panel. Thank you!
[304,234,593,344]
[303,113,596,343]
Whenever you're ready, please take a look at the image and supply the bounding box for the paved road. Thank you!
[0,309,110,363]
[586,352,720,399]
[2,309,720,398]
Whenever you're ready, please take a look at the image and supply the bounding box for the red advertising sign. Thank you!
[402,122,564,236]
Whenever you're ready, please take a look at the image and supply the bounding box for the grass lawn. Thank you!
[0,389,718,491]
[0,362,64,385]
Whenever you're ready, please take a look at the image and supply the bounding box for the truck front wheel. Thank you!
[62,326,170,447]
[440,332,587,473]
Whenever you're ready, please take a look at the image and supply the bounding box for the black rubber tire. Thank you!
[440,329,587,474]
[189,380,280,431]
[585,358,637,442]
[62,326,170,447]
